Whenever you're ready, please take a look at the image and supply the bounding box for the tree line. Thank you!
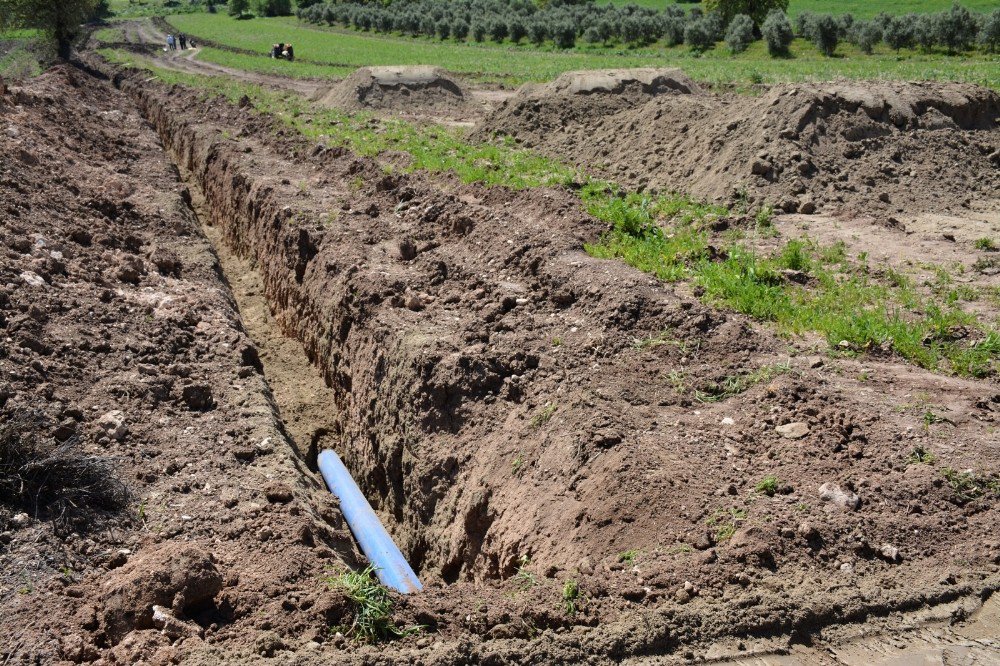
[288,0,1000,56]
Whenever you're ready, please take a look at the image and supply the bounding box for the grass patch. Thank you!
[326,565,421,642]
[529,403,557,429]
[974,238,998,252]
[618,549,641,565]
[755,475,780,497]
[562,579,581,615]
[707,507,747,543]
[941,467,1000,505]
[165,13,1000,90]
[695,362,791,402]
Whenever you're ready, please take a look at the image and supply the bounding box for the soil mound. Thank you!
[317,65,469,114]
[476,78,1000,218]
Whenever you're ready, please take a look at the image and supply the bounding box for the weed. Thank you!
[326,565,422,642]
[707,507,747,542]
[923,409,944,427]
[551,337,563,347]
[529,404,557,429]
[632,331,676,349]
[908,446,936,464]
[562,579,580,615]
[941,467,1000,505]
[794,502,810,512]
[513,555,537,590]
[60,566,74,582]
[618,549,641,565]
[349,175,364,191]
[755,205,777,237]
[755,475,779,497]
[974,238,997,252]
[694,361,791,402]
[511,453,526,476]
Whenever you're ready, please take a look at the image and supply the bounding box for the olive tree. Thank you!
[811,13,839,56]
[703,0,788,29]
[981,9,1000,53]
[761,8,793,56]
[725,13,754,53]
[936,2,978,53]
[0,0,100,59]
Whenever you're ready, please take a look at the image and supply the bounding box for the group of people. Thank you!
[165,33,193,51]
[270,43,295,61]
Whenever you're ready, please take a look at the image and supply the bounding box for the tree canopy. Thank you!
[0,0,99,59]
[703,0,788,28]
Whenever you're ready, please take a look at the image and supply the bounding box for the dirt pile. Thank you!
[317,65,470,114]
[476,77,1000,218]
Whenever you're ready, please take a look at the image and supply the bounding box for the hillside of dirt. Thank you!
[2,56,999,664]
[317,66,471,115]
[475,71,1000,221]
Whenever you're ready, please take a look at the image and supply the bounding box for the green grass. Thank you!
[755,475,780,497]
[195,45,353,78]
[326,565,420,642]
[100,50,999,379]
[108,0,202,18]
[165,13,1000,89]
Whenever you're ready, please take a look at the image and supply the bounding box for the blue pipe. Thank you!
[317,449,423,594]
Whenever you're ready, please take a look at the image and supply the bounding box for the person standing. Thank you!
[178,33,187,49]
[166,34,175,51]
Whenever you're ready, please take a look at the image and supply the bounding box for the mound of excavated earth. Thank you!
[317,65,470,114]
[475,76,1000,219]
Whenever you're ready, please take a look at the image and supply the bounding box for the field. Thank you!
[3,2,1000,664]
[166,13,1000,89]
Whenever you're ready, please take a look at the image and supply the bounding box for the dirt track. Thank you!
[1,45,999,665]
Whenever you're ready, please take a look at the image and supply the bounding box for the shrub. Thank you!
[685,18,716,53]
[762,9,793,56]
[582,25,601,44]
[436,19,450,40]
[509,17,527,43]
[252,0,290,17]
[703,0,790,29]
[883,15,914,52]
[811,14,839,56]
[552,20,576,48]
[836,13,854,38]
[661,15,685,46]
[795,11,814,38]
[913,13,937,51]
[528,20,547,45]
[451,18,469,40]
[471,21,487,42]
[488,19,508,42]
[227,0,249,17]
[853,20,882,54]
[936,2,978,53]
[982,9,1000,53]
[725,13,754,53]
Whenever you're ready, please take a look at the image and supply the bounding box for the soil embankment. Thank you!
[475,70,1000,220]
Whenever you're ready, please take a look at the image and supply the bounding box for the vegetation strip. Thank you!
[99,50,999,378]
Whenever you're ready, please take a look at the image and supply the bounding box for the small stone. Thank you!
[97,410,128,441]
[258,527,274,542]
[837,339,852,349]
[879,543,901,563]
[798,199,817,215]
[721,417,735,426]
[750,159,770,176]
[840,562,854,573]
[20,271,46,287]
[577,556,593,575]
[416,636,432,648]
[797,521,819,540]
[819,482,860,511]
[404,294,424,311]
[675,586,693,603]
[11,512,30,527]
[775,422,810,439]
[808,357,825,369]
[263,483,293,504]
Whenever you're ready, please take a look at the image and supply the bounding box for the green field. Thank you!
[601,0,1000,17]
[166,13,1000,89]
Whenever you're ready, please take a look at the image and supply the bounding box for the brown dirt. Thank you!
[474,70,1000,220]
[2,58,999,664]
[316,66,471,116]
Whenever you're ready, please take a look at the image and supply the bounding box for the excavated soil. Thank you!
[2,59,1000,664]
[475,70,1000,220]
[316,66,471,115]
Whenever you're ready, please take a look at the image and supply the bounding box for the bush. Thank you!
[762,9,793,56]
[509,17,527,43]
[982,9,1000,53]
[836,13,854,37]
[582,25,601,44]
[685,18,716,52]
[913,13,937,51]
[552,20,576,48]
[795,11,814,38]
[704,0,790,29]
[936,2,979,53]
[725,13,754,53]
[661,15,685,46]
[852,20,882,54]
[227,0,249,17]
[488,18,508,42]
[883,15,914,52]
[252,0,290,17]
[451,18,469,40]
[811,14,839,56]
[528,20,547,45]
[436,19,450,39]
